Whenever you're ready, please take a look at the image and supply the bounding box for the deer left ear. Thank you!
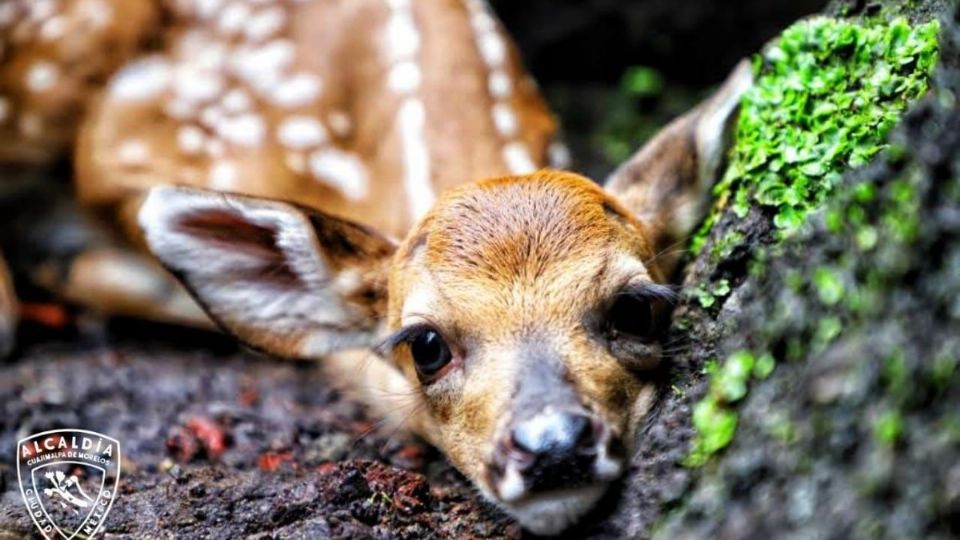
[605,60,753,254]
[138,186,395,359]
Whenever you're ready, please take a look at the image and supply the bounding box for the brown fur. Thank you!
[384,171,661,483]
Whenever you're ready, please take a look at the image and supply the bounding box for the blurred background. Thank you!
[490,0,826,178]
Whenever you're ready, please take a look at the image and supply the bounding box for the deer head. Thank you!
[137,59,750,536]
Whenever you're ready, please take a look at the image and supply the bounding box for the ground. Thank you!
[0,334,517,539]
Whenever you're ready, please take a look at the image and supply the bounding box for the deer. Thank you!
[0,0,752,533]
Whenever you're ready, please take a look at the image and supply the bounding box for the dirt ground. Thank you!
[0,328,519,539]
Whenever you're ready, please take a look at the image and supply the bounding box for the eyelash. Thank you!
[376,323,436,355]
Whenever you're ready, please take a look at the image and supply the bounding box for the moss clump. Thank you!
[685,16,940,465]
[686,350,774,466]
[687,278,731,309]
[690,17,939,255]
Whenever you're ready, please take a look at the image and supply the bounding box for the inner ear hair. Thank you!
[138,186,396,360]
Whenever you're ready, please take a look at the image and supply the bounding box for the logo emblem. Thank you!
[17,429,121,540]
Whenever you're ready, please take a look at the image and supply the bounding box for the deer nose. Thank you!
[491,410,620,501]
[510,411,593,460]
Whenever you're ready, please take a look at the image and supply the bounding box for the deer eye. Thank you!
[409,328,453,379]
[605,294,656,340]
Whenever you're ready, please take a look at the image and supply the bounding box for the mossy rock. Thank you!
[569,1,960,538]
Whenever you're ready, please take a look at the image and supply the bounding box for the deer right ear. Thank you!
[605,60,753,254]
[138,186,395,360]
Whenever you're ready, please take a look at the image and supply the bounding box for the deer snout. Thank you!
[490,409,624,502]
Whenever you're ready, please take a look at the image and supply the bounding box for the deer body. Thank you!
[1,0,751,533]
[76,0,557,240]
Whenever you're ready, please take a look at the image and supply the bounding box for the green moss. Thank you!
[873,410,904,446]
[930,350,957,390]
[883,350,909,402]
[753,353,776,379]
[685,16,941,467]
[686,350,773,465]
[688,278,732,309]
[709,231,746,263]
[690,17,939,254]
[685,401,738,467]
[813,266,846,305]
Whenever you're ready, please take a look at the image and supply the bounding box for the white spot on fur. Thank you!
[177,125,206,155]
[39,16,67,40]
[398,99,433,218]
[78,0,113,27]
[488,70,512,98]
[165,99,195,120]
[466,0,541,172]
[384,10,420,62]
[118,140,150,165]
[244,6,286,42]
[26,62,58,92]
[382,0,434,216]
[327,110,352,137]
[308,148,369,200]
[388,61,421,94]
[503,142,536,174]
[217,2,250,35]
[200,105,225,129]
[174,68,223,105]
[209,161,237,189]
[491,103,518,137]
[271,73,322,108]
[478,32,507,67]
[230,40,295,89]
[110,57,171,101]
[194,0,225,20]
[221,88,252,113]
[218,113,266,147]
[471,11,496,33]
[277,116,327,149]
[194,42,229,72]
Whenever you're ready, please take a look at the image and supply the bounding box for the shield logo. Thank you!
[17,429,121,540]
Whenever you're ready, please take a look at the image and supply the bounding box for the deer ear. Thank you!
[138,186,395,359]
[605,60,753,251]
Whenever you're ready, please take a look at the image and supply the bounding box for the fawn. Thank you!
[1,0,751,532]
